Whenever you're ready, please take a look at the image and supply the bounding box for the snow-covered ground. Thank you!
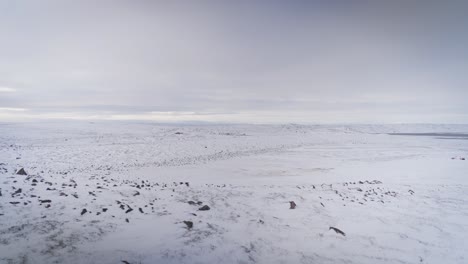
[1,122,467,264]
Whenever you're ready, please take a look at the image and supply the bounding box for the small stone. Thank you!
[289,201,297,209]
[16,168,27,175]
[198,205,210,211]
[12,188,22,196]
[81,208,87,215]
[183,220,193,229]
[329,226,346,236]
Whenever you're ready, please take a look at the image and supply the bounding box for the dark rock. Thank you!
[16,168,27,175]
[187,201,196,205]
[183,220,193,229]
[138,208,144,213]
[125,208,133,214]
[198,205,210,211]
[125,218,129,223]
[12,188,22,196]
[102,208,108,212]
[39,199,52,203]
[329,226,346,236]
[289,201,297,209]
[32,179,38,183]
[10,202,20,205]
[133,191,140,196]
[81,209,87,215]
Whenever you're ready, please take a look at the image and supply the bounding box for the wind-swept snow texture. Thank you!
[1,122,467,264]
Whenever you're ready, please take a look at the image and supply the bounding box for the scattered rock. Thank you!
[102,208,108,212]
[125,208,133,214]
[289,201,297,209]
[39,199,52,203]
[198,205,210,211]
[16,168,27,175]
[138,208,144,213]
[329,226,346,236]
[183,220,193,229]
[12,188,22,196]
[81,209,87,215]
[10,202,20,205]
[125,218,129,223]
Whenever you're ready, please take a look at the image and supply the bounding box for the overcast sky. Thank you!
[1,1,467,123]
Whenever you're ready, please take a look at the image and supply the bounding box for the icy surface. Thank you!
[1,122,467,264]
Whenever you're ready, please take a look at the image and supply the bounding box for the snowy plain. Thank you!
[0,122,467,264]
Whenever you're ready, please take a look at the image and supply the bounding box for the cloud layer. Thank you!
[1,1,467,123]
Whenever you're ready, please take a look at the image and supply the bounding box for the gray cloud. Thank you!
[1,1,467,123]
